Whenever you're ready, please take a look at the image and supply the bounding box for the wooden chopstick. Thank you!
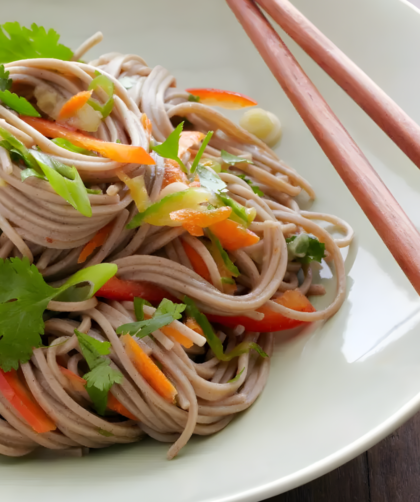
[226,0,420,295]
[256,0,420,171]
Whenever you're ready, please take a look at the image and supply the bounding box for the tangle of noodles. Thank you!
[0,32,353,459]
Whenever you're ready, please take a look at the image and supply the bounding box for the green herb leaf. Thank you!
[0,258,117,372]
[0,89,40,117]
[235,173,264,196]
[0,65,12,91]
[221,277,235,285]
[31,150,92,217]
[52,138,95,156]
[75,330,123,415]
[133,297,152,322]
[196,164,227,193]
[0,127,39,170]
[190,131,213,174]
[228,367,244,383]
[184,296,267,361]
[0,22,73,63]
[151,122,186,173]
[221,150,253,165]
[98,428,114,437]
[286,234,325,264]
[188,94,200,102]
[116,298,186,339]
[208,231,239,277]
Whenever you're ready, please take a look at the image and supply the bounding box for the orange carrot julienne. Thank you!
[182,240,211,282]
[20,116,156,165]
[58,365,87,393]
[170,207,232,236]
[58,90,93,120]
[121,334,177,403]
[209,218,260,250]
[78,220,114,264]
[185,317,205,337]
[186,88,258,109]
[160,326,193,349]
[107,393,138,421]
[141,113,153,136]
[162,158,188,188]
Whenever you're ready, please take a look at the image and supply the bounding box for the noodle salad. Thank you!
[0,23,353,459]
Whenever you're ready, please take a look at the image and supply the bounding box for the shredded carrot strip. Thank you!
[78,221,114,264]
[160,325,193,349]
[209,218,260,251]
[107,393,138,421]
[170,207,232,236]
[162,158,188,188]
[182,240,211,282]
[58,90,93,120]
[185,317,205,337]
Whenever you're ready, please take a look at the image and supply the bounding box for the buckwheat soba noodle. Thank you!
[0,27,353,459]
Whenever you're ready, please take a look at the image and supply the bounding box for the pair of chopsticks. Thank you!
[226,0,420,295]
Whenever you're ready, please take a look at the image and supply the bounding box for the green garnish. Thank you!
[220,150,253,165]
[208,231,239,277]
[221,277,236,285]
[0,65,12,91]
[195,164,227,193]
[217,192,255,227]
[228,367,245,383]
[286,234,325,264]
[0,126,39,170]
[52,138,95,156]
[88,71,115,119]
[0,258,117,372]
[0,89,40,117]
[133,297,152,322]
[116,299,186,339]
[116,139,121,144]
[190,131,213,174]
[75,330,123,415]
[0,23,73,63]
[151,122,187,173]
[184,296,267,361]
[86,188,102,195]
[98,429,114,437]
[31,150,92,217]
[188,94,200,102]
[235,173,264,197]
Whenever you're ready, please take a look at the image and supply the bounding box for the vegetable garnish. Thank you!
[185,88,257,109]
[152,122,187,172]
[96,276,176,304]
[0,64,41,116]
[57,90,93,120]
[207,290,316,332]
[162,159,188,188]
[181,240,211,282]
[20,116,156,164]
[117,171,150,212]
[126,187,211,229]
[0,126,39,170]
[88,71,115,119]
[190,131,213,174]
[207,230,240,277]
[0,368,56,433]
[286,234,325,263]
[0,258,117,372]
[178,130,206,158]
[120,333,177,403]
[0,22,73,63]
[195,164,228,193]
[52,137,96,156]
[187,94,200,103]
[184,296,267,361]
[0,65,11,91]
[217,192,256,227]
[116,298,186,339]
[235,173,264,197]
[75,330,123,415]
[78,220,114,264]
[133,297,152,322]
[169,206,232,236]
[107,392,137,421]
[228,367,245,383]
[209,218,260,251]
[220,150,253,165]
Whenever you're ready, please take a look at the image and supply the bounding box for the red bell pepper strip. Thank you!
[96,276,177,304]
[207,289,316,332]
[186,88,258,109]
[0,369,56,433]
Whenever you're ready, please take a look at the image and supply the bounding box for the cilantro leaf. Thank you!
[235,173,264,197]
[0,89,40,117]
[75,330,123,415]
[184,296,267,361]
[0,65,12,91]
[221,277,235,285]
[190,131,213,174]
[207,231,239,277]
[151,122,187,173]
[0,259,117,372]
[52,138,96,156]
[228,367,245,383]
[286,234,325,264]
[221,150,253,165]
[116,298,186,339]
[188,94,200,102]
[0,22,73,63]
[196,164,227,193]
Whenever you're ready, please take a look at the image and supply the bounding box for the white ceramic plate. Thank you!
[2,0,420,500]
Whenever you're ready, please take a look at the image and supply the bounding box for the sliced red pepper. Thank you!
[0,369,56,433]
[107,393,138,421]
[96,276,177,304]
[186,88,257,109]
[207,289,316,332]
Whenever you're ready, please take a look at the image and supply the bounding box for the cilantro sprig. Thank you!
[0,259,117,372]
[75,330,123,415]
[116,298,186,339]
[235,173,264,197]
[184,296,267,361]
[152,122,187,173]
[221,150,253,166]
[286,234,325,264]
[0,64,40,117]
